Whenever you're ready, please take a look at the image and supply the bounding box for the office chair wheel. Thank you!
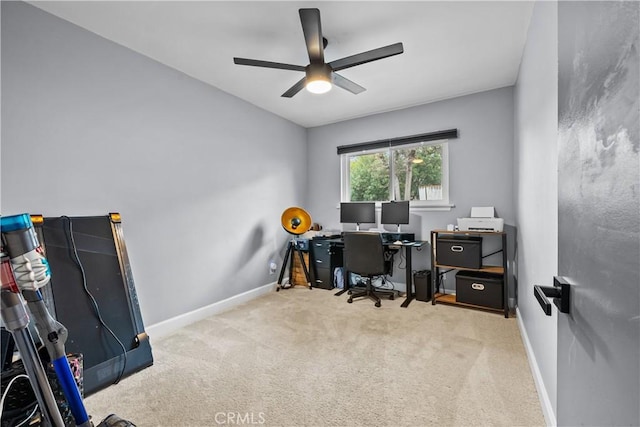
[347,298,353,303]
[375,301,381,308]
[389,294,395,300]
[347,290,352,295]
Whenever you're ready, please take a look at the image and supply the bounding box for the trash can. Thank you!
[413,270,432,302]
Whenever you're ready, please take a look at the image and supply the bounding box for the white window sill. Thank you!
[338,202,455,211]
[409,203,455,211]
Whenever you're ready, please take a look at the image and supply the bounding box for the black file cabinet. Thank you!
[310,237,343,289]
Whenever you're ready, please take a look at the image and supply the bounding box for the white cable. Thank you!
[0,373,29,413]
[0,373,30,415]
[15,403,39,427]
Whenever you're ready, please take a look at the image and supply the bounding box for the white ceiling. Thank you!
[30,1,534,128]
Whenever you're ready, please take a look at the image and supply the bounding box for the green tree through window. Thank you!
[344,142,447,204]
[349,152,389,201]
[393,145,442,200]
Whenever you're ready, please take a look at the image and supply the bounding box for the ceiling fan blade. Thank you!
[234,57,306,72]
[333,73,366,95]
[299,8,324,64]
[329,42,404,72]
[281,77,307,98]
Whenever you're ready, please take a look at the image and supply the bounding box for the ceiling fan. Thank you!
[233,8,404,98]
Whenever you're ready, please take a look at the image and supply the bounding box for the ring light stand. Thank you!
[276,207,312,291]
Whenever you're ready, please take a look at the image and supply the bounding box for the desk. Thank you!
[330,237,428,307]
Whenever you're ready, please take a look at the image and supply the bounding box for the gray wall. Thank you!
[1,2,307,326]
[556,1,639,424]
[307,87,516,291]
[307,87,516,233]
[513,1,558,424]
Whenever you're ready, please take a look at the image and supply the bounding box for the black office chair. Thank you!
[343,232,395,307]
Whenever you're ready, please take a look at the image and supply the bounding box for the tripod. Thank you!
[276,239,312,291]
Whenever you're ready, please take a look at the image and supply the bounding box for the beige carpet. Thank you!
[84,287,545,427]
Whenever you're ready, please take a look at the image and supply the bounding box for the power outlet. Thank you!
[269,260,278,275]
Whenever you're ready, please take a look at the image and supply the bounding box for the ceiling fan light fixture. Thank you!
[305,63,332,94]
[306,79,332,94]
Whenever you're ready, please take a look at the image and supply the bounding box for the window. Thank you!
[340,139,450,206]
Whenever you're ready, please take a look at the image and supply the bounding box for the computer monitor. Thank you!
[381,201,409,232]
[340,202,376,231]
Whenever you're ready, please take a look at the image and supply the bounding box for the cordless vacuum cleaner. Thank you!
[1,213,133,427]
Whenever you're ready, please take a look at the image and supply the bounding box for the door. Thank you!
[557,1,639,425]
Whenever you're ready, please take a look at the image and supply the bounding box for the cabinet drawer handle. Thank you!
[451,245,464,252]
[471,283,485,291]
[316,260,323,264]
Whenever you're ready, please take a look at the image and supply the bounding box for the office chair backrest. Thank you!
[343,232,386,277]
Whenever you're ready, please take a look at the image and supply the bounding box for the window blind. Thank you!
[336,128,458,155]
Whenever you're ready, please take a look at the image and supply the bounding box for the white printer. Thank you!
[457,207,504,232]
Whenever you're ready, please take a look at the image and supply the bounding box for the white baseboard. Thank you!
[516,307,557,427]
[146,282,276,340]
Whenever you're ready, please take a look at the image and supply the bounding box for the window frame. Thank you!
[340,139,451,209]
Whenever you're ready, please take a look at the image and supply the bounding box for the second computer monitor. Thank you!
[340,202,375,231]
[381,201,409,232]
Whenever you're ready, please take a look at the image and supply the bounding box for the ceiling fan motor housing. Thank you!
[306,63,333,84]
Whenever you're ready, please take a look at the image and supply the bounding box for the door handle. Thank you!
[534,276,571,316]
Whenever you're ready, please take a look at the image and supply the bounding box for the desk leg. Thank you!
[400,246,414,308]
